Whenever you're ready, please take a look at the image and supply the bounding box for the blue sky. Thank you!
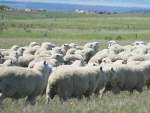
[1,0,150,8]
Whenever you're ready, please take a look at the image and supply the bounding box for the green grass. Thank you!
[1,87,150,113]
[0,10,150,40]
[0,11,150,113]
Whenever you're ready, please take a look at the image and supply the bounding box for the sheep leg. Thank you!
[99,87,106,98]
[46,85,57,103]
[0,93,5,106]
[26,92,37,105]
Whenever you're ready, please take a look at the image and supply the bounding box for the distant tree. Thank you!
[0,5,11,10]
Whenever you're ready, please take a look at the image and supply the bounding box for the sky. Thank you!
[1,0,150,8]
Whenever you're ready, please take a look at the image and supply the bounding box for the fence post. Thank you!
[135,34,137,40]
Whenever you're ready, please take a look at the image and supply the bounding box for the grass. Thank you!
[0,11,150,40]
[1,87,150,113]
[0,10,150,112]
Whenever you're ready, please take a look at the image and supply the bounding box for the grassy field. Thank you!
[0,10,150,40]
[0,11,150,113]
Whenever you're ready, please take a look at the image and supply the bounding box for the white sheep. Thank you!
[127,54,150,63]
[69,43,78,48]
[94,66,118,97]
[104,63,150,94]
[0,61,51,105]
[2,51,19,66]
[46,66,106,102]
[66,48,77,55]
[82,48,95,64]
[88,53,108,64]
[34,42,53,56]
[63,54,84,65]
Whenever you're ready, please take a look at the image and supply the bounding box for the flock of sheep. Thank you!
[0,40,150,105]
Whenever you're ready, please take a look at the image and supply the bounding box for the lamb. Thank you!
[0,61,51,105]
[46,66,106,102]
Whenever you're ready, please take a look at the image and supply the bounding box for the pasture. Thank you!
[0,11,150,40]
[0,10,150,113]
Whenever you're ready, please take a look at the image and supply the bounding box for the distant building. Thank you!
[18,9,25,11]
[25,9,31,11]
[32,9,36,11]
[38,9,46,11]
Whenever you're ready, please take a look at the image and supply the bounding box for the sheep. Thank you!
[2,51,19,66]
[0,56,3,64]
[69,43,78,48]
[74,50,83,57]
[101,58,112,64]
[66,48,77,55]
[82,48,95,64]
[61,43,71,52]
[18,55,35,67]
[0,61,51,105]
[84,43,93,49]
[0,45,20,53]
[92,42,100,53]
[29,41,39,47]
[105,54,122,62]
[17,47,25,57]
[34,42,53,56]
[63,54,84,65]
[76,45,84,50]
[94,66,118,97]
[104,63,150,94]
[3,59,16,66]
[127,54,150,63]
[53,60,83,70]
[108,40,117,47]
[46,66,106,102]
[29,53,64,68]
[88,53,108,64]
[126,60,150,89]
[50,47,63,55]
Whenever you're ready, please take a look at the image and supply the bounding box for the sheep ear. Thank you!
[44,61,46,65]
[111,67,114,72]
[100,66,103,70]
[111,68,116,73]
